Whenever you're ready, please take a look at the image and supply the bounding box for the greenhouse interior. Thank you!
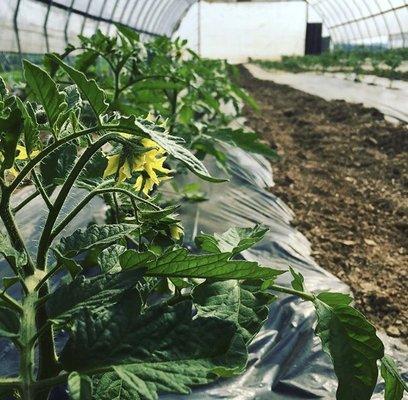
[0,0,407,399]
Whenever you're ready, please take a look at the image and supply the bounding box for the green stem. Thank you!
[33,264,61,292]
[35,284,60,386]
[0,291,23,313]
[51,187,158,240]
[268,284,315,302]
[0,377,21,388]
[12,185,55,214]
[8,124,147,193]
[36,134,129,269]
[113,69,120,103]
[31,170,53,211]
[0,187,35,277]
[20,293,37,400]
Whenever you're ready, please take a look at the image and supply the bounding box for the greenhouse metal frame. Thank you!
[1,0,407,63]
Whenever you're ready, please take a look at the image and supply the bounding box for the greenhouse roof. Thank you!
[0,0,407,56]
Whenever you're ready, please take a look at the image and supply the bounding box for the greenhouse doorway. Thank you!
[305,22,323,55]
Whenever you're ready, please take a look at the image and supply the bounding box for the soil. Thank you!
[238,66,408,341]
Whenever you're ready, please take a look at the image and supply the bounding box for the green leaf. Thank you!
[23,60,67,129]
[195,225,268,255]
[0,231,26,274]
[62,298,247,399]
[381,355,408,400]
[115,23,141,44]
[314,300,384,400]
[117,116,226,183]
[119,251,156,270]
[0,76,7,99]
[54,224,138,257]
[135,80,184,92]
[204,128,276,159]
[92,373,134,400]
[231,85,259,111]
[97,244,126,273]
[0,98,23,171]
[289,267,305,292]
[47,54,108,118]
[193,280,275,343]
[64,84,82,110]
[74,51,99,74]
[15,98,40,155]
[53,248,82,278]
[147,128,226,183]
[77,151,108,190]
[68,372,93,400]
[2,276,20,290]
[120,248,282,280]
[40,142,77,194]
[180,182,208,203]
[316,292,353,307]
[138,205,179,223]
[0,306,20,338]
[47,269,144,324]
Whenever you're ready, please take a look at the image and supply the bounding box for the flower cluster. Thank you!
[103,138,172,195]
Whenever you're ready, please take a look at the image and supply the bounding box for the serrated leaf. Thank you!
[195,225,268,255]
[116,116,226,183]
[77,151,108,190]
[68,372,93,400]
[54,224,138,257]
[0,99,23,171]
[47,54,108,118]
[139,205,179,223]
[47,269,144,324]
[314,300,384,400]
[64,84,82,110]
[147,128,225,183]
[289,266,305,292]
[0,306,20,338]
[120,248,282,280]
[381,355,408,400]
[15,98,40,155]
[193,280,275,343]
[53,248,82,278]
[206,128,276,159]
[316,292,353,307]
[23,60,67,129]
[97,244,126,274]
[62,298,247,400]
[2,276,20,290]
[74,51,99,74]
[115,24,140,44]
[0,231,26,274]
[40,142,77,194]
[119,251,156,270]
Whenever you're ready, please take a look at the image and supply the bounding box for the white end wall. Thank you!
[175,1,307,63]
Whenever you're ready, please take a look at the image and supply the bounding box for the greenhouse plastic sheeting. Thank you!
[246,63,408,124]
[0,145,407,399]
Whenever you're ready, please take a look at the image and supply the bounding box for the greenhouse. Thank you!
[0,1,407,399]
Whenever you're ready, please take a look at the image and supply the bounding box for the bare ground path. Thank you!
[238,66,408,341]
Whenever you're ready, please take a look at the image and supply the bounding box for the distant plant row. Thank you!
[254,47,408,84]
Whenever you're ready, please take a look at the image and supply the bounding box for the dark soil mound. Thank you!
[239,66,408,341]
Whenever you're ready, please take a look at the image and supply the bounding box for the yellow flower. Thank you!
[16,145,40,160]
[103,138,172,195]
[5,145,40,178]
[170,224,184,240]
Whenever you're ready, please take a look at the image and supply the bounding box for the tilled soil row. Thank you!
[238,66,408,341]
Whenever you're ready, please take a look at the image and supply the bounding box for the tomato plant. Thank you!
[0,32,406,400]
